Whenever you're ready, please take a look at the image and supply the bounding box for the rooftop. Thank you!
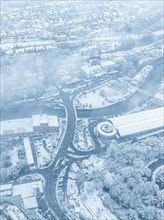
[101,60,115,68]
[48,115,59,127]
[0,118,33,135]
[97,121,117,137]
[23,196,38,209]
[0,184,12,191]
[0,114,59,135]
[109,107,164,137]
[23,136,34,166]
[13,181,43,199]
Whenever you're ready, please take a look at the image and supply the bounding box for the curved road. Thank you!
[43,90,77,220]
[2,57,164,220]
[1,57,163,121]
[38,58,164,220]
[147,158,164,181]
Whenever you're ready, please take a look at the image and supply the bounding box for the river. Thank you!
[1,58,163,120]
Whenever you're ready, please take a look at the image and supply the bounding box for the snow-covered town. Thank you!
[0,1,164,220]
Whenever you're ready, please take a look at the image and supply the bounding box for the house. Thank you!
[100,60,115,71]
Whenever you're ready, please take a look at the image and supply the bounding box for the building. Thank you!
[0,118,33,135]
[81,64,102,78]
[131,73,143,85]
[109,107,164,138]
[81,64,95,78]
[114,56,126,64]
[23,136,35,167]
[96,121,117,139]
[23,196,38,210]
[96,107,164,139]
[152,93,164,106]
[32,114,59,132]
[0,184,13,196]
[0,114,59,136]
[32,115,49,132]
[100,60,115,71]
[13,181,43,210]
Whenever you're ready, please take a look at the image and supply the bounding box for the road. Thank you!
[1,57,164,219]
[147,159,164,181]
[33,58,164,219]
[42,90,77,220]
[1,57,163,121]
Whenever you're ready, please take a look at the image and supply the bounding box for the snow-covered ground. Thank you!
[81,190,117,220]
[75,84,127,109]
[73,119,95,151]
[65,157,117,220]
[10,148,19,166]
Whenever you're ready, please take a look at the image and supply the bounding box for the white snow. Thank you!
[10,148,19,166]
[75,84,123,108]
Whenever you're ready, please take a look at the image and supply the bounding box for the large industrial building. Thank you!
[0,114,59,136]
[96,107,164,139]
[0,181,43,210]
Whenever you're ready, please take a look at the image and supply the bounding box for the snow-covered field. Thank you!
[75,85,124,108]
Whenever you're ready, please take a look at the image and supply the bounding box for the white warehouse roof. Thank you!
[32,114,59,127]
[101,60,115,68]
[0,114,59,135]
[48,115,59,127]
[13,181,43,199]
[0,118,33,135]
[23,137,34,166]
[23,196,38,209]
[32,115,41,127]
[109,107,164,137]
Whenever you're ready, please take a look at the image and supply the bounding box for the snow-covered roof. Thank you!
[0,118,33,135]
[0,184,12,191]
[133,73,142,81]
[114,56,126,63]
[7,210,19,220]
[13,181,43,199]
[83,159,92,167]
[32,115,59,127]
[81,65,94,75]
[0,114,59,136]
[48,115,59,127]
[32,115,41,127]
[109,107,164,137]
[23,137,34,166]
[101,60,115,68]
[23,196,38,209]
[40,114,48,124]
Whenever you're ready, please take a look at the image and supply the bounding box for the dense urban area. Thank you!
[0,1,164,220]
